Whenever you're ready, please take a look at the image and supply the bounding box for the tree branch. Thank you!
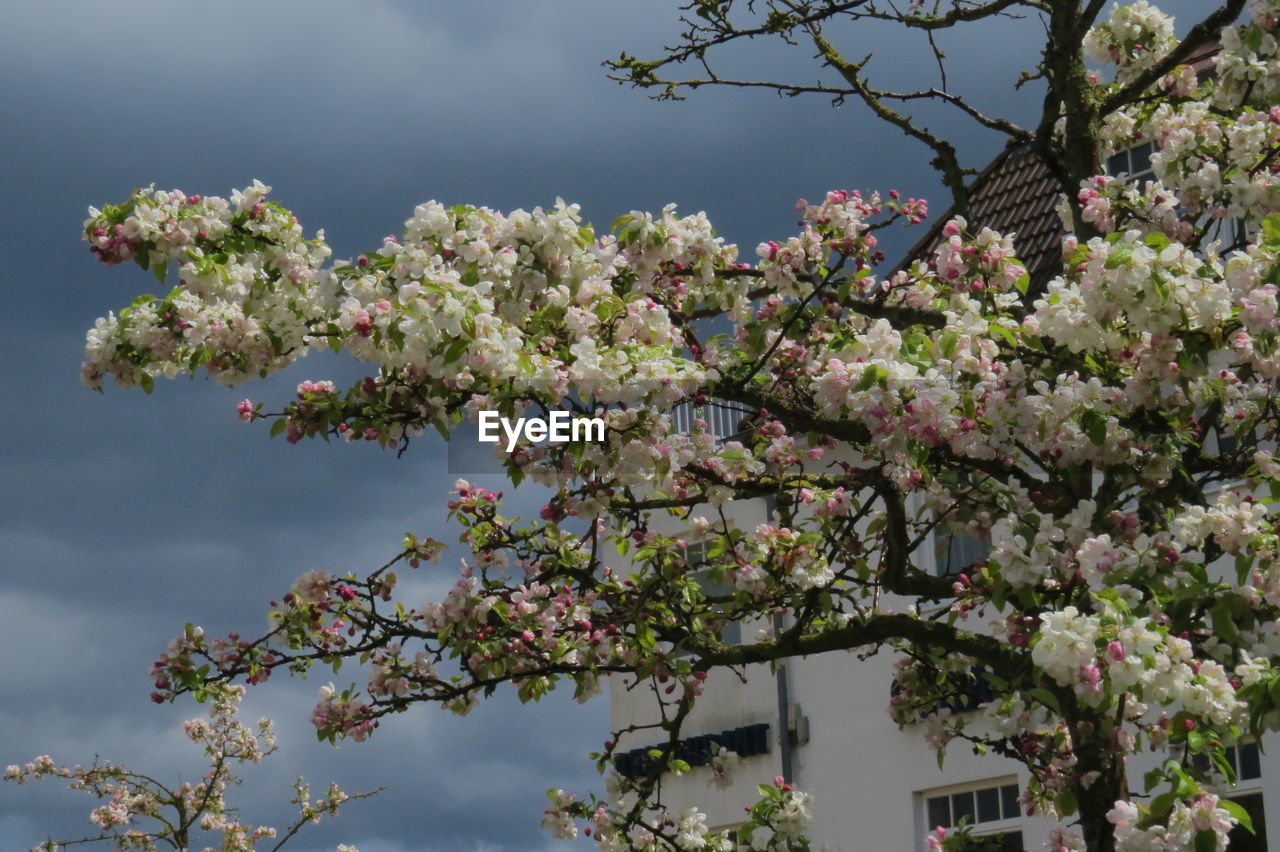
[805,27,973,212]
[690,612,1018,671]
[1099,0,1248,116]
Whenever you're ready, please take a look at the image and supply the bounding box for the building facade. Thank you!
[609,124,1276,849]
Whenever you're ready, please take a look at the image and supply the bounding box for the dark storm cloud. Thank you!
[0,0,1234,848]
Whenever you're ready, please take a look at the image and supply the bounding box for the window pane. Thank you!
[685,541,708,567]
[1227,792,1267,852]
[1239,742,1261,781]
[720,620,741,646]
[927,795,951,829]
[957,832,1024,852]
[995,831,1025,851]
[1107,152,1129,175]
[1000,784,1020,819]
[952,790,976,826]
[1130,142,1153,175]
[952,534,991,572]
[977,786,1001,823]
[936,533,991,577]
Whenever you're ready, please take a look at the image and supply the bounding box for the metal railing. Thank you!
[669,398,756,441]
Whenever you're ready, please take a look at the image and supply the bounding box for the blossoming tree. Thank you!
[67,0,1280,849]
[5,687,371,852]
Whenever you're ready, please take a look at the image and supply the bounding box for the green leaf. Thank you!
[1105,243,1133,269]
[1221,798,1254,834]
[151,253,168,284]
[635,622,654,651]
[1027,688,1060,713]
[1149,791,1179,818]
[1264,212,1280,248]
[1210,749,1235,784]
[855,365,882,392]
[187,349,212,374]
[939,331,958,359]
[1237,554,1257,586]
[443,339,470,364]
[269,418,288,438]
[139,373,155,394]
[1080,409,1107,446]
[1187,729,1205,752]
[1194,830,1216,852]
[1173,768,1197,799]
[1212,601,1241,645]
[988,322,1018,348]
[1056,790,1078,817]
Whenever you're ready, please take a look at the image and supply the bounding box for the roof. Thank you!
[899,144,1067,295]
[896,39,1223,296]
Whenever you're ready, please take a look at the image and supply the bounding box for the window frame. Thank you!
[680,538,743,647]
[1182,740,1267,851]
[919,777,1024,850]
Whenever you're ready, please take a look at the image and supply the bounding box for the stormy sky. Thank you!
[0,1,1214,849]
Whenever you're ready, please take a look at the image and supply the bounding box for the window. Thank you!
[1227,742,1263,782]
[1107,140,1155,182]
[1210,423,1260,460]
[1190,741,1262,784]
[1228,791,1267,852]
[923,780,1024,851]
[670,398,755,441]
[683,539,712,568]
[931,472,991,578]
[1224,742,1266,851]
[1190,742,1268,850]
[954,834,1024,852]
[711,825,745,851]
[1107,139,1249,251]
[934,530,991,578]
[614,723,771,779]
[682,539,741,646]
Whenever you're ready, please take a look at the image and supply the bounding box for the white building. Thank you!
[609,142,1274,851]
[610,488,1273,850]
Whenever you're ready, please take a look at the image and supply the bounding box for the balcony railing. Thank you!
[669,398,756,441]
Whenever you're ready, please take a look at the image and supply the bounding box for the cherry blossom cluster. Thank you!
[5,686,369,851]
[1083,0,1178,84]
[1088,4,1280,242]
[73,7,1280,848]
[82,182,332,390]
[1108,794,1238,852]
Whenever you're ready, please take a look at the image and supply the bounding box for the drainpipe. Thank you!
[773,611,794,784]
[762,483,803,782]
